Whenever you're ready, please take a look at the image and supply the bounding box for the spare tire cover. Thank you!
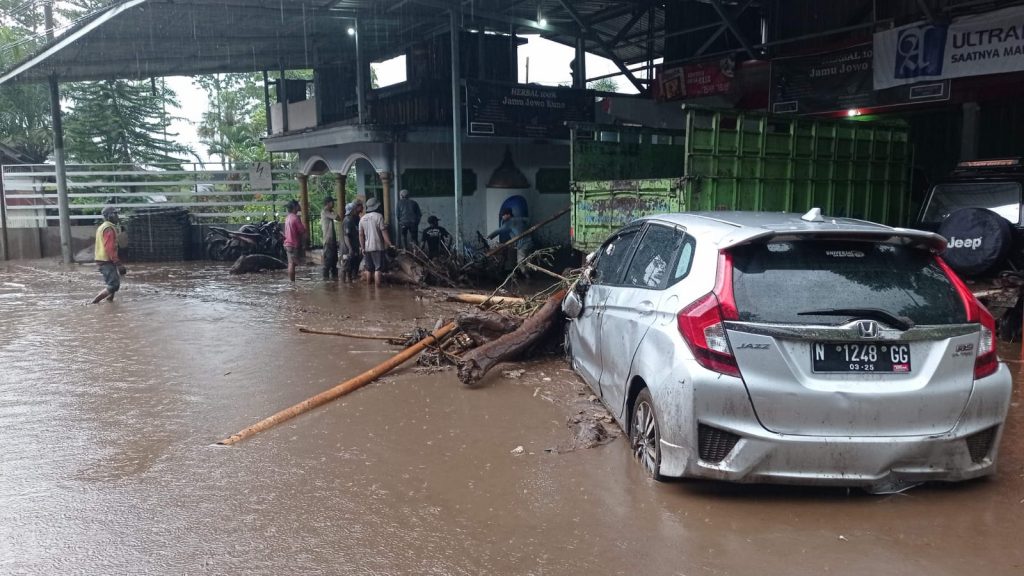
[937,207,1013,277]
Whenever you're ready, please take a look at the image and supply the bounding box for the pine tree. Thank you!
[55,0,190,165]
[64,78,191,165]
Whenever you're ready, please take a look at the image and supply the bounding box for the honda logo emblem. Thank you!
[858,321,880,339]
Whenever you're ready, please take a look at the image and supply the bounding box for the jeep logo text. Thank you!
[948,236,983,250]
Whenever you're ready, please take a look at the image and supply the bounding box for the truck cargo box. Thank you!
[570,107,912,253]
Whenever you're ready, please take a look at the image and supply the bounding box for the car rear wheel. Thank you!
[631,388,663,480]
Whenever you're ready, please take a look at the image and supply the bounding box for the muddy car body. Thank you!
[563,211,1013,491]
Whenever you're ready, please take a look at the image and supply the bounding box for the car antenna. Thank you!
[801,207,824,223]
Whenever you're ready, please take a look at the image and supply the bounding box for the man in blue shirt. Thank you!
[488,208,534,274]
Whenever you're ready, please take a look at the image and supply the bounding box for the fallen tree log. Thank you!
[457,289,566,386]
[456,310,523,346]
[447,293,525,306]
[218,322,458,446]
[230,254,287,275]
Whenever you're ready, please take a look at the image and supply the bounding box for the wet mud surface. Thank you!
[1,260,1022,575]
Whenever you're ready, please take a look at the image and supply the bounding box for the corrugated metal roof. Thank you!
[0,0,668,85]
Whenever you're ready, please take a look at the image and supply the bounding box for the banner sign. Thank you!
[654,56,735,101]
[466,81,594,139]
[771,43,948,115]
[874,5,1024,89]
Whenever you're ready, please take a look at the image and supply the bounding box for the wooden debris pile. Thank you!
[299,268,579,385]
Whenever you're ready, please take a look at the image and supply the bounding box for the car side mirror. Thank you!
[562,289,583,319]
[584,251,596,265]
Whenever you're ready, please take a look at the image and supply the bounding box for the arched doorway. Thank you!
[344,156,384,211]
[303,158,340,248]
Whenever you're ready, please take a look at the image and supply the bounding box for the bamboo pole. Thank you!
[482,207,569,259]
[522,262,568,282]
[297,326,398,341]
[447,293,526,306]
[218,322,458,446]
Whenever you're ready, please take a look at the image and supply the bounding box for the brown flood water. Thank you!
[1,260,1022,575]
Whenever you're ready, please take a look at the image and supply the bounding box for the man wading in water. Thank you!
[91,206,127,304]
[321,195,341,280]
[283,199,307,282]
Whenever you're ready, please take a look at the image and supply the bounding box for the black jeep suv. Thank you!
[916,158,1024,340]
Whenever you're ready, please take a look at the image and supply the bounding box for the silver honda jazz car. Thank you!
[562,211,1012,492]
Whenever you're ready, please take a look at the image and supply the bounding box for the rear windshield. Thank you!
[922,181,1022,224]
[730,240,967,326]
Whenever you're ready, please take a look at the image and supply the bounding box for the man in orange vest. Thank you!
[92,206,127,304]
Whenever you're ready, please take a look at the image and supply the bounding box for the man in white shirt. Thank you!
[358,197,394,287]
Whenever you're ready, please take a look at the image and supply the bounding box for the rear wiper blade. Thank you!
[797,308,915,331]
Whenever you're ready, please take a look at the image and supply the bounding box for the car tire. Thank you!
[630,388,664,481]
[937,207,1013,277]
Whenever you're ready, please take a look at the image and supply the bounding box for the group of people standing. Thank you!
[282,194,395,286]
[283,188,452,287]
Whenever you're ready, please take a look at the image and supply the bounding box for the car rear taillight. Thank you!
[936,257,999,379]
[677,252,741,378]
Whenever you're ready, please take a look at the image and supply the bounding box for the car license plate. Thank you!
[811,343,912,373]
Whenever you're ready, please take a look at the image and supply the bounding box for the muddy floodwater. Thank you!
[1,260,1022,575]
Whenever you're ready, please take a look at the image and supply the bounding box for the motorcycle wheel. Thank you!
[207,238,228,261]
[222,241,241,260]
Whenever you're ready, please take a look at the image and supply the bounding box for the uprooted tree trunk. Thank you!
[456,310,523,346]
[386,253,426,285]
[457,289,566,386]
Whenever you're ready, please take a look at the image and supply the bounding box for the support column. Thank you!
[574,36,587,89]
[355,19,367,124]
[961,102,981,162]
[298,174,310,249]
[335,172,346,203]
[380,171,393,226]
[44,2,72,264]
[279,67,290,133]
[49,76,73,264]
[1,171,9,261]
[450,10,464,255]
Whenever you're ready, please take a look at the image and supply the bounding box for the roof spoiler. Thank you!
[721,228,949,254]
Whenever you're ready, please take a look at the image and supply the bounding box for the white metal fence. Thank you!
[1,161,301,228]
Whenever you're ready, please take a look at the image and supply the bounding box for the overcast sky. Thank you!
[166,36,641,163]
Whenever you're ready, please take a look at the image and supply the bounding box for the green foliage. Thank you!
[0,0,191,166]
[0,9,50,161]
[194,73,267,166]
[64,79,191,165]
[193,70,314,166]
[588,78,620,93]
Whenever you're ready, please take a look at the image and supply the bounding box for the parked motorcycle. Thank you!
[205,218,285,262]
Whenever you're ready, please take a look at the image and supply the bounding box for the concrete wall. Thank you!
[2,223,247,262]
[271,99,318,134]
[394,142,571,249]
[3,225,95,260]
[295,140,571,250]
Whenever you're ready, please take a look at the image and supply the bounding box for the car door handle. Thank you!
[636,300,655,315]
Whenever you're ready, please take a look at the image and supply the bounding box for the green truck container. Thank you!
[569,107,912,253]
